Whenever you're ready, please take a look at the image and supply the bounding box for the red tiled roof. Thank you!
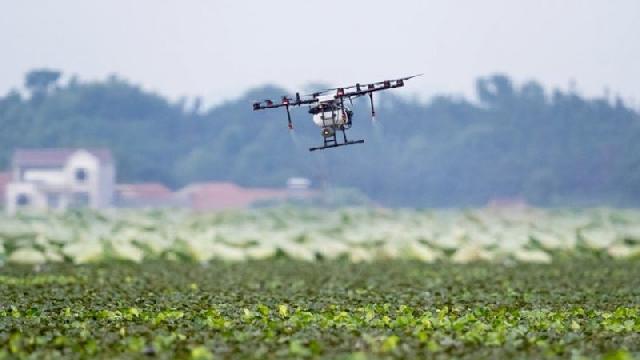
[12,148,113,167]
[117,183,173,200]
[0,172,10,202]
[180,182,287,211]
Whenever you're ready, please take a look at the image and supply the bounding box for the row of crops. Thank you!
[1,207,640,265]
[2,260,639,358]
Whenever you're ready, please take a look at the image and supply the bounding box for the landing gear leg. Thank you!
[309,125,364,152]
[323,132,337,148]
[309,134,365,152]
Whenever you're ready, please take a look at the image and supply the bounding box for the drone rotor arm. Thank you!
[325,74,424,100]
[252,97,318,111]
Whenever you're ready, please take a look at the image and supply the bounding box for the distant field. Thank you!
[1,259,639,358]
[1,207,640,265]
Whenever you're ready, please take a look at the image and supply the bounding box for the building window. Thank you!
[75,168,88,183]
[16,194,30,206]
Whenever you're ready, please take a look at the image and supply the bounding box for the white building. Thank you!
[5,148,115,214]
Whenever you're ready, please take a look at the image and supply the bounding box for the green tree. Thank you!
[24,69,62,96]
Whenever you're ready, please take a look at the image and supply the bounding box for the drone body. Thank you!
[252,74,421,151]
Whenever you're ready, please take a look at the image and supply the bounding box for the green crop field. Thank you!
[1,259,640,359]
[1,208,640,358]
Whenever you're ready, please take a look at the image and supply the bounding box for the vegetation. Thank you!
[2,208,640,265]
[1,69,639,207]
[1,259,639,358]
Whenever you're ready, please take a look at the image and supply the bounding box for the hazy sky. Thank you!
[1,1,639,106]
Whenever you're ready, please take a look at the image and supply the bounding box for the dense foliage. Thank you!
[1,70,639,206]
[1,259,639,358]
[2,208,640,265]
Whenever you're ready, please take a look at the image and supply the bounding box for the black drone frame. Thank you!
[252,74,422,151]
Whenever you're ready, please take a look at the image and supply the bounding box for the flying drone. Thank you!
[252,74,422,151]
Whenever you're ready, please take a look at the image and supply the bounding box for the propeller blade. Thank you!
[399,73,424,81]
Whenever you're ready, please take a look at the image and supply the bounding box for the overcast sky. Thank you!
[1,1,638,107]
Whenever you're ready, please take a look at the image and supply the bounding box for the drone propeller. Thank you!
[401,73,424,80]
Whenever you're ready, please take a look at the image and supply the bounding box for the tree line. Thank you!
[1,69,638,207]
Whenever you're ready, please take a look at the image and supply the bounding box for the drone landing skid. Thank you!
[309,139,364,152]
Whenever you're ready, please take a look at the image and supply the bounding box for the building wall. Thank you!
[22,168,67,186]
[65,150,100,208]
[4,149,116,214]
[5,182,48,214]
